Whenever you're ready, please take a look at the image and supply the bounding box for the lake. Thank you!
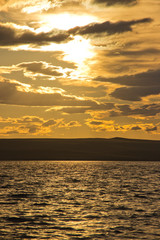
[0,161,160,239]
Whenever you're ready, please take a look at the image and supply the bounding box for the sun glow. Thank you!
[61,35,95,78]
[39,13,97,31]
[12,35,95,78]
[62,36,94,64]
[12,12,96,77]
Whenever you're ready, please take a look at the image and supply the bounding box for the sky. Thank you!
[0,0,160,139]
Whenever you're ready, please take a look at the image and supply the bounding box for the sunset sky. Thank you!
[0,0,160,139]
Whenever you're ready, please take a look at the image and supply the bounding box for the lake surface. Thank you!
[0,161,160,239]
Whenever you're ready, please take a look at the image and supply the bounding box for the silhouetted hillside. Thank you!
[0,138,159,161]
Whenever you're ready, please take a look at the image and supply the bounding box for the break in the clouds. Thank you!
[68,18,152,36]
[91,0,137,6]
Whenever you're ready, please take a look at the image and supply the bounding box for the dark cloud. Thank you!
[95,69,160,87]
[111,86,160,101]
[0,23,71,46]
[89,120,103,125]
[28,125,39,133]
[130,126,142,130]
[90,103,160,119]
[68,18,152,36]
[5,130,19,135]
[95,69,160,101]
[91,0,137,6]
[18,61,64,77]
[42,119,57,127]
[115,104,160,117]
[130,125,157,132]
[145,126,157,132]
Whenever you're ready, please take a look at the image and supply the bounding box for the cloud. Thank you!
[0,17,152,48]
[95,69,160,87]
[95,69,160,101]
[130,126,141,131]
[0,115,56,136]
[42,119,57,127]
[16,116,43,124]
[0,23,71,46]
[89,103,160,120]
[18,61,63,77]
[17,61,71,80]
[0,115,81,136]
[91,0,137,7]
[109,48,160,57]
[58,120,81,128]
[130,125,157,132]
[86,119,115,131]
[111,86,160,101]
[0,60,76,80]
[111,104,160,117]
[0,0,56,13]
[86,118,158,133]
[0,77,98,107]
[68,18,152,36]
[51,102,115,114]
[145,126,157,132]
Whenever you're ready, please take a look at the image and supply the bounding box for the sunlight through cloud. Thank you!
[39,13,97,31]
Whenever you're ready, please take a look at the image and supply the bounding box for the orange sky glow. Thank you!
[0,0,160,139]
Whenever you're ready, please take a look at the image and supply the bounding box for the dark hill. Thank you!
[0,138,159,161]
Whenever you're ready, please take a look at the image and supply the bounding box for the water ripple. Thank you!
[0,161,160,239]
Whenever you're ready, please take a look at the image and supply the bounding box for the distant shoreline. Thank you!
[0,138,160,161]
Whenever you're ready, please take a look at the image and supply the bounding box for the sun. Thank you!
[37,13,96,74]
[14,13,96,76]
[62,36,94,63]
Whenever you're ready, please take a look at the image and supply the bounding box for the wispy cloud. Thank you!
[68,18,152,36]
[90,0,137,7]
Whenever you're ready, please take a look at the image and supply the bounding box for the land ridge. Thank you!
[0,138,159,161]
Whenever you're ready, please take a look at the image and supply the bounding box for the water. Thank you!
[0,161,160,240]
